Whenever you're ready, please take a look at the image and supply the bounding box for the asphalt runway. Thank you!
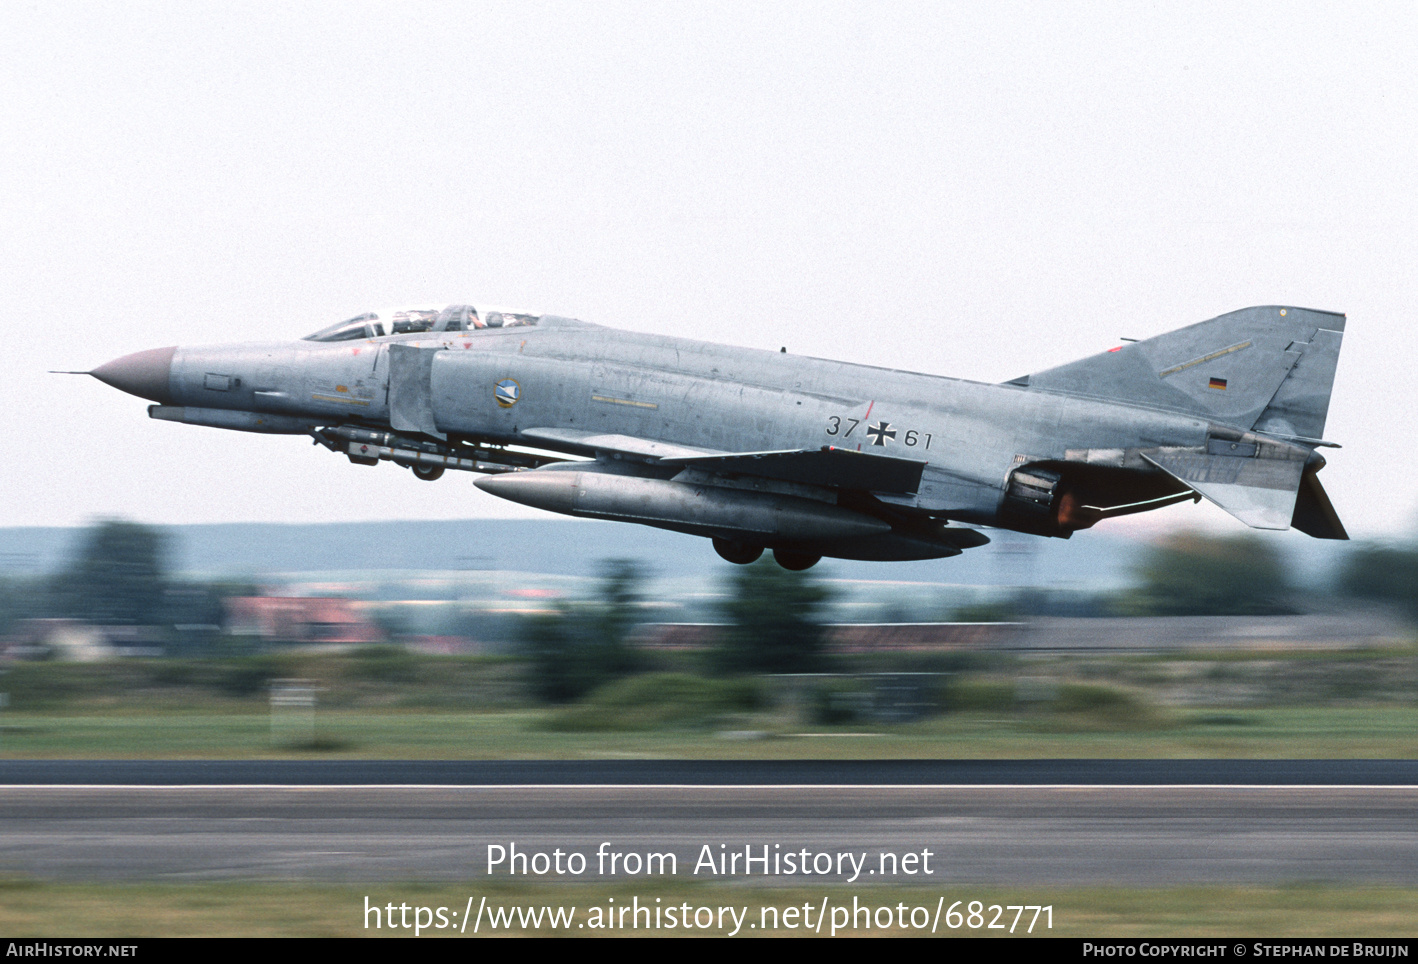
[1,761,1416,885]
[3,758,1418,785]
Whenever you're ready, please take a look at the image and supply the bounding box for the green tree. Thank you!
[1336,544,1418,621]
[713,559,832,674]
[589,559,643,678]
[0,577,46,636]
[519,559,644,703]
[1120,532,1295,616]
[51,520,169,625]
[163,579,258,654]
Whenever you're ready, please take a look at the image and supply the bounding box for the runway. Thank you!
[3,758,1418,785]
[1,761,1416,885]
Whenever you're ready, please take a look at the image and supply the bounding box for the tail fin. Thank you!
[1009,306,1346,436]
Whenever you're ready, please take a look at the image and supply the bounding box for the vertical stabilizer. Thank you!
[1010,306,1345,434]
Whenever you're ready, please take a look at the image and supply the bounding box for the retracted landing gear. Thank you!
[411,464,445,482]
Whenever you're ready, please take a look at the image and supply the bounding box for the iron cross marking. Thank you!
[865,421,896,446]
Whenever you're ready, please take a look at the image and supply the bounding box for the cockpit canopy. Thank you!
[302,304,541,342]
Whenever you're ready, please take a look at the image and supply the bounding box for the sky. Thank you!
[3,2,1415,542]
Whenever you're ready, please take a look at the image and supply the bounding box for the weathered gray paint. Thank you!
[92,304,1350,565]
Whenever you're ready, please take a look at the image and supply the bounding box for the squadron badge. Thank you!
[494,379,521,408]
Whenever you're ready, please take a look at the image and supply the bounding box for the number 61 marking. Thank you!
[827,417,930,449]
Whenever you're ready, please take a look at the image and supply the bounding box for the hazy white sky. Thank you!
[4,2,1415,541]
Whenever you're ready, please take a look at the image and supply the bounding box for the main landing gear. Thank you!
[713,539,821,570]
[772,549,820,571]
[713,539,763,565]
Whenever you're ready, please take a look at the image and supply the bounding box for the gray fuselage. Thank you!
[166,316,1209,527]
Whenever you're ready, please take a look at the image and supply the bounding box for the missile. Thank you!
[475,470,891,542]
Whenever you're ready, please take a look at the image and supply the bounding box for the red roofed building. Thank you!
[225,597,385,647]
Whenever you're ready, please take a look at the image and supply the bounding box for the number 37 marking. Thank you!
[826,417,931,449]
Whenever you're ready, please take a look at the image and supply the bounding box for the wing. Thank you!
[521,427,927,494]
[661,447,927,494]
[518,427,723,461]
[501,428,979,560]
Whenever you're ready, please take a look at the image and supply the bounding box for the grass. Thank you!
[541,673,765,732]
[5,705,1418,758]
[1,649,1416,758]
[0,880,1414,936]
[0,655,1413,938]
[2,655,1413,939]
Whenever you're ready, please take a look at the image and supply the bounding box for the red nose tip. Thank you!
[90,347,176,403]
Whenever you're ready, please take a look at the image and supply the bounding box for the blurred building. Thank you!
[636,622,1024,653]
[1019,612,1410,652]
[224,596,384,647]
[637,613,1409,654]
[404,634,484,655]
[827,622,1025,653]
[1,619,164,661]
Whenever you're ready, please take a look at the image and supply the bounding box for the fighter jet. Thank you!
[85,303,1347,569]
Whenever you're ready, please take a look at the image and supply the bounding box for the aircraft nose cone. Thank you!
[90,347,176,403]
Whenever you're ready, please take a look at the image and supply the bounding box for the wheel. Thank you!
[411,464,445,482]
[772,549,821,571]
[713,538,763,565]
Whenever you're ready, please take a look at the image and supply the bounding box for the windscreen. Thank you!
[303,305,542,341]
[302,313,384,342]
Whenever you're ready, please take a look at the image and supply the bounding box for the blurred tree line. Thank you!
[6,518,1418,694]
[1336,544,1418,621]
[1118,532,1297,616]
[517,556,833,702]
[713,560,830,674]
[0,520,254,648]
[1119,531,1418,620]
[518,559,645,703]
